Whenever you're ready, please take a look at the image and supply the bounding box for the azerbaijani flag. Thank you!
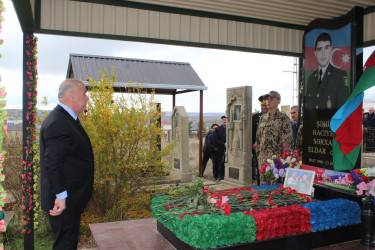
[330,51,375,170]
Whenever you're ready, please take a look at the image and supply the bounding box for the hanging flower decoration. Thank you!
[22,33,39,234]
[0,1,7,249]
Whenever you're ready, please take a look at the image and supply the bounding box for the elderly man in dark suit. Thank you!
[40,79,94,250]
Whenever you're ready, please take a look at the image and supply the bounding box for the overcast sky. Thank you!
[1,0,374,113]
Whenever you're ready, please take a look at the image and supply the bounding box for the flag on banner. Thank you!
[330,51,375,170]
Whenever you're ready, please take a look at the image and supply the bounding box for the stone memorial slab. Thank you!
[281,105,290,118]
[225,86,252,185]
[171,106,192,182]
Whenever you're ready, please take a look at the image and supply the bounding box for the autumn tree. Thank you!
[82,70,173,220]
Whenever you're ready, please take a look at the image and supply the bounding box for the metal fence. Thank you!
[363,128,375,157]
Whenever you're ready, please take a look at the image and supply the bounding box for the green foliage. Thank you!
[4,211,53,249]
[83,70,174,220]
[188,121,193,132]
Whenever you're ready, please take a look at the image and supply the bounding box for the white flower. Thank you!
[365,167,375,177]
[286,156,292,162]
[369,187,375,197]
[291,158,296,163]
[274,174,279,179]
[295,163,301,169]
[267,159,272,163]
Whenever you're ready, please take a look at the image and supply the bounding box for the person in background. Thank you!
[364,107,375,152]
[252,95,268,183]
[40,79,94,250]
[202,123,219,177]
[290,105,299,149]
[255,91,293,176]
[212,116,227,181]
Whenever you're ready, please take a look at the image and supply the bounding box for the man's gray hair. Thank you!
[291,105,298,110]
[58,79,79,99]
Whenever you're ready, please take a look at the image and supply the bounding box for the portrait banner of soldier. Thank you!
[301,7,363,170]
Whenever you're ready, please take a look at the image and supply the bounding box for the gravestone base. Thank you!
[180,172,193,183]
[157,220,361,250]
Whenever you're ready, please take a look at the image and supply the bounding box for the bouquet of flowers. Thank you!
[260,145,302,185]
[348,167,375,204]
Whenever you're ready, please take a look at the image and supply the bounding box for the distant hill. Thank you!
[7,109,224,128]
[7,109,51,120]
[164,111,225,117]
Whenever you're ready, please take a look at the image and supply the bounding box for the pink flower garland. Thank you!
[22,33,38,235]
[0,1,7,248]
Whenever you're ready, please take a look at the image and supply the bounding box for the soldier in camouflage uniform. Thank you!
[252,95,268,182]
[255,91,293,166]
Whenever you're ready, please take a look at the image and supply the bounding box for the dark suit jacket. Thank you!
[40,105,94,215]
[213,125,226,154]
[203,130,213,152]
[364,113,375,128]
[305,63,349,110]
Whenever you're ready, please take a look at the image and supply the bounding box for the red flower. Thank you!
[261,165,266,173]
[202,187,209,194]
[354,169,361,174]
[348,174,353,181]
[223,203,231,216]
[361,176,369,182]
[253,193,259,201]
[267,199,274,206]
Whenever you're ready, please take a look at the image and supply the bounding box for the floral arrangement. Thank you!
[152,181,361,249]
[22,33,39,234]
[153,179,311,223]
[325,167,375,204]
[260,146,302,185]
[243,205,311,241]
[300,198,361,232]
[0,1,7,248]
[349,167,375,204]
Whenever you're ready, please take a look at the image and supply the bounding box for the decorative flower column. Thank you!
[22,33,38,240]
[0,1,8,249]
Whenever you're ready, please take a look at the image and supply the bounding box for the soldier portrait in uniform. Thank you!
[304,32,350,110]
[302,22,355,170]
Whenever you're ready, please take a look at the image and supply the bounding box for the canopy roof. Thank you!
[12,0,375,57]
[67,53,207,95]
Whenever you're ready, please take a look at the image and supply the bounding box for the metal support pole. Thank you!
[198,90,203,177]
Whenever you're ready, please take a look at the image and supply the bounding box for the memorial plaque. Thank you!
[174,158,180,169]
[229,167,239,180]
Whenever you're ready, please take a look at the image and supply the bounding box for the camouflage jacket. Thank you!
[255,109,293,163]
